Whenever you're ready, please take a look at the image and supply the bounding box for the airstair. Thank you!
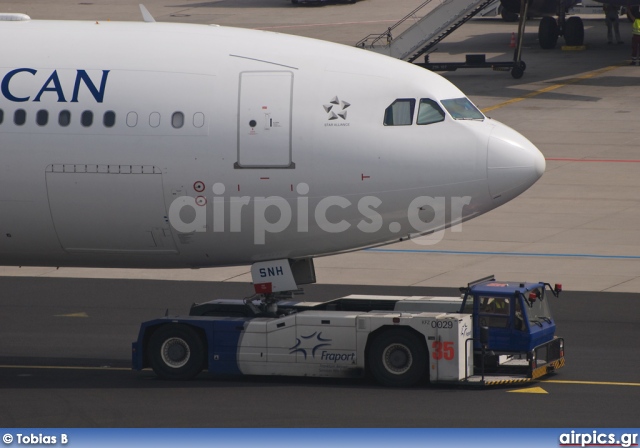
[356,0,495,62]
[355,0,529,78]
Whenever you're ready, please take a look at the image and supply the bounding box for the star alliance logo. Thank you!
[289,331,332,359]
[323,96,350,121]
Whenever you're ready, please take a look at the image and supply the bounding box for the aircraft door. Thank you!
[236,71,294,169]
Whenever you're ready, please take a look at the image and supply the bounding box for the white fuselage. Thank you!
[0,18,545,268]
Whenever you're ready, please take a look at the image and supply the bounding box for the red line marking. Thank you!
[361,174,370,180]
[260,177,270,180]
[547,158,640,163]
[237,184,240,192]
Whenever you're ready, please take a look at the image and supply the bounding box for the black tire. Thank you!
[511,66,524,79]
[367,329,427,387]
[149,324,205,380]
[564,16,584,46]
[538,16,558,49]
[511,61,525,79]
[500,8,519,22]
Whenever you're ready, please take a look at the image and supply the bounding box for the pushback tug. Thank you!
[133,261,564,387]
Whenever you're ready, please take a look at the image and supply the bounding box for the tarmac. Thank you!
[3,1,640,293]
[1,277,639,427]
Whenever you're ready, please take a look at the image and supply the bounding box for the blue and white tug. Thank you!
[133,261,564,387]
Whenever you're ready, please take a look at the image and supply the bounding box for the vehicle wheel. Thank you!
[511,66,524,79]
[511,61,525,79]
[564,16,584,46]
[500,8,518,22]
[149,324,205,380]
[538,16,558,49]
[367,329,427,387]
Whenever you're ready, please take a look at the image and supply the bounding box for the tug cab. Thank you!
[459,276,563,375]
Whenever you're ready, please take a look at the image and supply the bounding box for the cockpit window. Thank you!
[441,97,484,120]
[383,99,415,126]
[417,99,445,125]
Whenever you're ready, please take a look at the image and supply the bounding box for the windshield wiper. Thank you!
[529,318,543,327]
[540,316,552,324]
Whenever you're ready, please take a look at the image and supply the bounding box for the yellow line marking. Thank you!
[508,386,548,394]
[0,365,130,371]
[543,379,640,387]
[55,312,89,318]
[481,64,624,113]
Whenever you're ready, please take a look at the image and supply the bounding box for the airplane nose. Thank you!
[487,122,545,200]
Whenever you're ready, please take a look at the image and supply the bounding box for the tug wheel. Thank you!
[149,324,205,380]
[368,329,427,387]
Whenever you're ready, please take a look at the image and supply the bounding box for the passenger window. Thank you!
[0,109,4,125]
[126,112,138,127]
[193,112,205,128]
[383,99,415,126]
[172,111,184,129]
[14,109,26,126]
[81,110,93,127]
[103,111,116,128]
[36,110,49,126]
[59,110,71,127]
[149,112,161,128]
[417,99,445,125]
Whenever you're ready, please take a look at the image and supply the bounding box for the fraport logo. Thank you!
[289,331,331,359]
[289,332,356,363]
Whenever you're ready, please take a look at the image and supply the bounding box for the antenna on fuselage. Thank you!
[139,4,156,23]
